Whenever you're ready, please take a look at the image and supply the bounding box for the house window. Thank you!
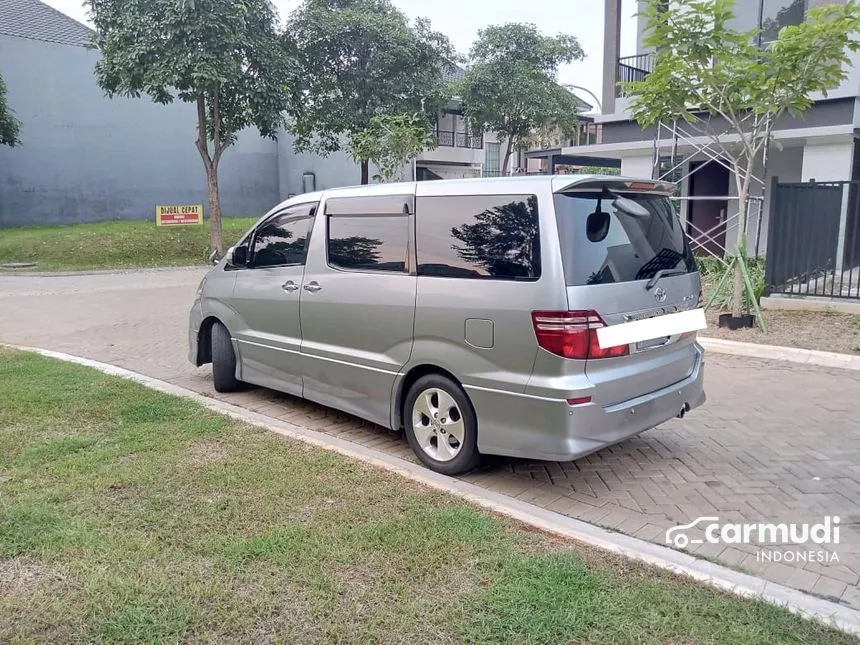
[727,0,762,34]
[416,194,541,280]
[485,142,501,175]
[761,0,807,42]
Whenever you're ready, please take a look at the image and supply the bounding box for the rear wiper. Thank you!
[645,268,687,290]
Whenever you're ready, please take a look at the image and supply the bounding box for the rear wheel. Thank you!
[404,375,480,475]
[211,321,242,393]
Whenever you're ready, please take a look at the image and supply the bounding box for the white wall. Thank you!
[620,154,653,178]
[801,140,855,181]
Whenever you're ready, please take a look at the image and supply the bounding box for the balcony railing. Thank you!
[436,130,484,149]
[616,53,655,97]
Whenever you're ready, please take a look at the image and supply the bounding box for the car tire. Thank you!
[404,375,481,475]
[211,321,242,393]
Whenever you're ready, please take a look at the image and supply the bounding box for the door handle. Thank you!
[282,280,299,293]
[303,281,322,293]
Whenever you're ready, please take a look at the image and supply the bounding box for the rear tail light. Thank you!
[531,310,629,360]
[566,396,592,406]
[681,291,705,341]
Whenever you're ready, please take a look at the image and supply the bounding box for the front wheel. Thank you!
[403,375,481,475]
[211,321,242,393]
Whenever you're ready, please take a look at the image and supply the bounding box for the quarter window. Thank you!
[251,206,315,268]
[416,194,541,280]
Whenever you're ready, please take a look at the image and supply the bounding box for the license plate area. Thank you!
[636,336,670,351]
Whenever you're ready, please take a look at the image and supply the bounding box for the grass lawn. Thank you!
[0,349,855,644]
[0,218,258,272]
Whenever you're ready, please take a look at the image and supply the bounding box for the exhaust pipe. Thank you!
[677,402,690,419]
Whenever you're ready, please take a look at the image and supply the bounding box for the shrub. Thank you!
[696,255,766,311]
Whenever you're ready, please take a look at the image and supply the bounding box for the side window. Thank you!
[325,196,411,273]
[416,194,541,280]
[250,204,316,268]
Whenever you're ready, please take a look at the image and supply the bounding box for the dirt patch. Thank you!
[187,440,230,464]
[0,557,52,598]
[701,308,860,355]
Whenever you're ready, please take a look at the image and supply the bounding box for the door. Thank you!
[299,192,417,428]
[228,202,317,396]
[688,160,730,255]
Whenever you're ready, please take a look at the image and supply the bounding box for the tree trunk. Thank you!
[194,92,225,259]
[731,165,752,318]
[360,159,370,185]
[206,163,223,257]
[502,137,515,176]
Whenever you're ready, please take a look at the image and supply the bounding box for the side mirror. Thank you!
[228,245,249,267]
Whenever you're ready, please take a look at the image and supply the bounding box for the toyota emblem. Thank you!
[653,287,668,303]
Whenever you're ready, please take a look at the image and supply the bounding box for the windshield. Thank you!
[553,191,697,286]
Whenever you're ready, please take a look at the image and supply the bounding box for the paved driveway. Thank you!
[1,268,858,606]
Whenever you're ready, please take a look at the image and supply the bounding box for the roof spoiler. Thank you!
[553,177,676,196]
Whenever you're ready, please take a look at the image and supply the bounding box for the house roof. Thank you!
[0,0,94,47]
[441,60,466,84]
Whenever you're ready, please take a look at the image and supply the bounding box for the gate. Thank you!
[765,179,860,300]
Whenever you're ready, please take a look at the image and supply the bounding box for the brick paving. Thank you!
[1,268,859,605]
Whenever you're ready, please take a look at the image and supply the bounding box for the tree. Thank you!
[348,113,437,182]
[286,0,457,184]
[86,0,293,257]
[459,23,585,174]
[0,73,21,147]
[624,0,860,328]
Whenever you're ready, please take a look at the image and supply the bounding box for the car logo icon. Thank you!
[653,287,667,303]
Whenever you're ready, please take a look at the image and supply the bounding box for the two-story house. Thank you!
[568,0,860,257]
[415,66,611,181]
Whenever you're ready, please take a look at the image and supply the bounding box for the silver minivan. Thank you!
[189,175,706,475]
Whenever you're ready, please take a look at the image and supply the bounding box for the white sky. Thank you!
[41,0,639,113]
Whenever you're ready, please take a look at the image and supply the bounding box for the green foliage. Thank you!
[624,0,860,319]
[1,348,855,644]
[86,0,294,254]
[0,218,258,271]
[575,166,621,175]
[625,0,860,130]
[0,73,21,147]
[286,0,457,181]
[348,113,437,182]
[459,23,584,174]
[698,255,766,311]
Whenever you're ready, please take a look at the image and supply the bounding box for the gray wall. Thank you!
[276,132,363,200]
[0,35,283,227]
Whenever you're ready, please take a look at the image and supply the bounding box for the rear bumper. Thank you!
[468,345,706,461]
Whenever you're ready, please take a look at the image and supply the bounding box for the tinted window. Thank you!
[328,215,409,273]
[416,194,541,280]
[251,209,314,268]
[553,192,696,286]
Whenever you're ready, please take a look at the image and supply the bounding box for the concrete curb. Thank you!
[699,336,860,372]
[5,343,860,638]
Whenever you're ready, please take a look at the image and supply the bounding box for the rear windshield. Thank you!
[553,191,697,286]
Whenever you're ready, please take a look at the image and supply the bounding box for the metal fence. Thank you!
[436,130,483,149]
[765,179,860,300]
[616,53,654,97]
